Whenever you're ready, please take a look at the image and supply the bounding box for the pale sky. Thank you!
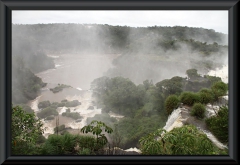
[12,10,228,34]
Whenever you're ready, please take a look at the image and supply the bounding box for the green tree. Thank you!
[156,76,184,97]
[186,69,200,80]
[81,120,113,150]
[198,88,214,104]
[91,76,142,116]
[164,95,180,115]
[179,91,200,106]
[211,81,228,101]
[191,103,206,119]
[204,75,222,85]
[12,105,44,155]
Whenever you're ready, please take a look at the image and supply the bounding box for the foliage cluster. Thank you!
[191,103,206,119]
[164,95,180,115]
[139,125,221,155]
[12,105,44,155]
[179,91,200,106]
[205,106,228,143]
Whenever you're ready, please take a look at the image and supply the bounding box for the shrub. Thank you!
[211,81,228,100]
[36,135,46,144]
[40,133,99,155]
[78,148,92,155]
[179,91,200,106]
[197,88,214,104]
[164,95,180,115]
[205,106,228,143]
[41,133,76,155]
[191,103,206,119]
[76,135,97,153]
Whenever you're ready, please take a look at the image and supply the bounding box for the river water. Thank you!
[29,53,116,138]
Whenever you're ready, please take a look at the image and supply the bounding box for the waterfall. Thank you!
[161,105,228,150]
[29,95,42,112]
[163,108,184,132]
[197,127,228,149]
[124,147,142,153]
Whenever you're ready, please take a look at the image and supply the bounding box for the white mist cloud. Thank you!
[12,10,228,34]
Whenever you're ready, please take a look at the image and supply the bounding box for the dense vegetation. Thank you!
[90,69,227,149]
[12,105,113,155]
[12,105,44,155]
[162,78,227,117]
[139,125,226,155]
